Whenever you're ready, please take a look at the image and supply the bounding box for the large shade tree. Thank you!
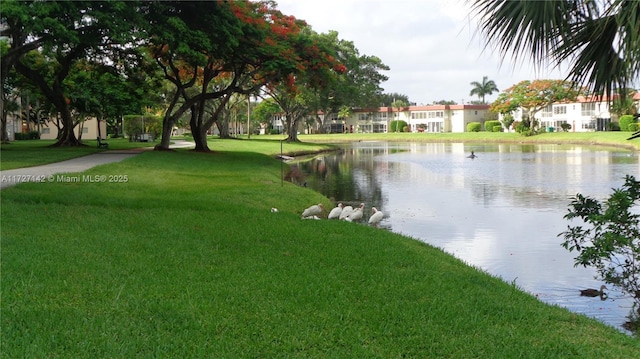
[470,0,640,100]
[308,31,389,133]
[147,0,342,150]
[3,1,144,146]
[145,0,245,151]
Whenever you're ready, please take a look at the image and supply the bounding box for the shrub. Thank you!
[390,120,408,132]
[123,115,163,139]
[14,131,40,140]
[466,122,481,132]
[619,115,636,131]
[629,123,639,132]
[502,114,515,131]
[560,123,572,132]
[607,122,621,131]
[484,120,501,132]
[560,175,640,324]
[493,125,503,132]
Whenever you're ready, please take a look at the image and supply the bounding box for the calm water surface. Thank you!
[294,141,640,334]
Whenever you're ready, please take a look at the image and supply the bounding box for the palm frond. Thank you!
[470,0,640,99]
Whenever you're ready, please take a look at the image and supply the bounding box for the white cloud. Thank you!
[275,0,567,105]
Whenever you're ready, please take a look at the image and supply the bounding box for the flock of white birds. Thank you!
[299,203,384,228]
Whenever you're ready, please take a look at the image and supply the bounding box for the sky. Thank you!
[275,0,568,105]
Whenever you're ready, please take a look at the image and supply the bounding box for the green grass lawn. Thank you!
[0,138,155,170]
[1,141,638,357]
[2,132,638,171]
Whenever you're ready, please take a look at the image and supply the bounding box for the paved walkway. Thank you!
[0,140,194,190]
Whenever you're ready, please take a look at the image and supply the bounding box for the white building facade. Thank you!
[506,93,640,132]
[315,104,491,134]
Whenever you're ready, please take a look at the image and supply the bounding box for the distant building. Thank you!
[345,104,491,133]
[503,93,640,132]
[272,104,492,134]
[38,118,107,140]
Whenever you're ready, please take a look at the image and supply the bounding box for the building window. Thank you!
[411,112,428,120]
[553,105,567,115]
[541,104,553,118]
[41,128,50,134]
[427,111,443,118]
[358,113,370,121]
[373,123,386,133]
[329,123,344,133]
[581,103,596,116]
[376,112,388,120]
[82,127,89,133]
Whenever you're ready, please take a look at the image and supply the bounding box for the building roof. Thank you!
[354,104,490,113]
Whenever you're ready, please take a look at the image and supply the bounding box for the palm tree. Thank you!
[469,0,640,100]
[469,76,499,104]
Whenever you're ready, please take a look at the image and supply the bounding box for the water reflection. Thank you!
[293,141,639,334]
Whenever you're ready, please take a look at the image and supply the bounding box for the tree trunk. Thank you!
[52,108,82,147]
[155,115,174,150]
[217,119,231,139]
[190,107,211,152]
[285,116,301,142]
[193,129,210,152]
[1,96,8,143]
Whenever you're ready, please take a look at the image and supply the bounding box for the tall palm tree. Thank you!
[469,76,499,104]
[469,0,640,100]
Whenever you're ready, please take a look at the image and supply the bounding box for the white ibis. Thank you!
[302,203,323,219]
[368,207,384,228]
[339,205,354,220]
[346,203,365,222]
[328,203,344,219]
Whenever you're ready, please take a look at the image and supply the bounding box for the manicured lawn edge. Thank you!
[1,146,638,357]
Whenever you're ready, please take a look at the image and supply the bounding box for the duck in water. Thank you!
[467,151,477,159]
[580,285,608,297]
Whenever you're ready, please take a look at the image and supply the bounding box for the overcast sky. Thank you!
[276,0,568,105]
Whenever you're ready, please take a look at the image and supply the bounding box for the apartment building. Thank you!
[506,92,640,132]
[320,104,491,134]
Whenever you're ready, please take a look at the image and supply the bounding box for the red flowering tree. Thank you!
[147,0,344,150]
[491,79,582,133]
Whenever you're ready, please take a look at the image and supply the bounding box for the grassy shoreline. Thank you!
[2,137,639,357]
[297,131,640,151]
[2,131,638,171]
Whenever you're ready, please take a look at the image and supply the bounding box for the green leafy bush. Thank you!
[123,115,162,139]
[501,114,515,131]
[466,122,481,132]
[14,131,40,140]
[390,120,408,132]
[619,115,636,131]
[493,125,503,132]
[484,120,501,132]
[560,123,572,132]
[629,123,639,132]
[607,122,620,131]
[560,175,640,326]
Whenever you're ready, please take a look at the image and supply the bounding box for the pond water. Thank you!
[292,141,640,334]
